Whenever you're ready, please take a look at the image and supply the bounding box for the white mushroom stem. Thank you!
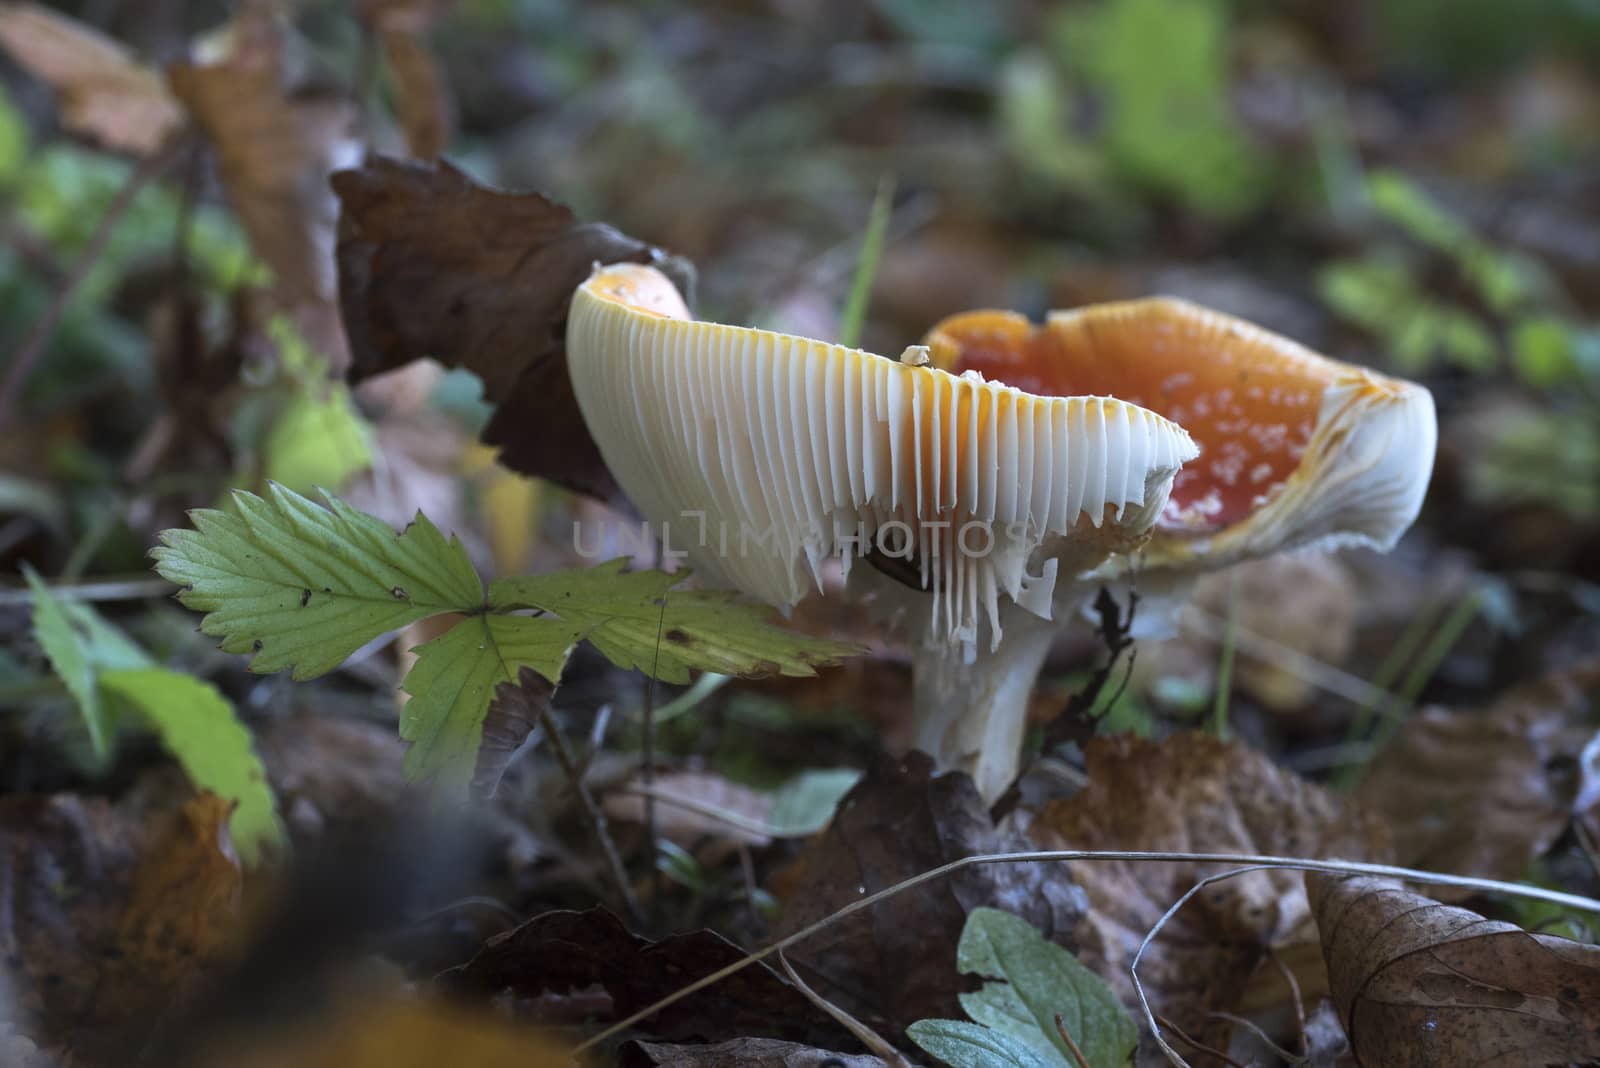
[910,614,1058,804]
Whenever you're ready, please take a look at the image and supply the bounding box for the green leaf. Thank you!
[399,613,587,795]
[766,768,862,836]
[911,908,1137,1068]
[25,571,282,864]
[488,559,862,685]
[961,908,1137,1068]
[907,1019,1059,1068]
[260,317,373,493]
[152,483,483,680]
[99,667,284,866]
[26,565,149,761]
[1056,0,1268,218]
[1511,316,1578,389]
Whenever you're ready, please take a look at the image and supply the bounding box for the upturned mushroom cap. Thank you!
[924,299,1437,574]
[566,264,1199,649]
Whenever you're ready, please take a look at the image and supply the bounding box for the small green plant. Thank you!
[26,567,283,864]
[1319,169,1597,385]
[1000,0,1269,219]
[908,907,1138,1068]
[150,483,862,797]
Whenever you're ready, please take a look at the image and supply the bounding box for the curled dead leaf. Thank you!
[1030,732,1389,1055]
[332,155,692,503]
[475,665,555,799]
[0,2,183,155]
[1357,657,1600,887]
[1309,872,1600,1067]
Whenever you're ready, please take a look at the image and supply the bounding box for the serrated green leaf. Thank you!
[488,559,862,685]
[99,667,284,866]
[399,613,586,796]
[26,565,149,761]
[907,1019,1058,1068]
[152,483,483,680]
[956,908,1137,1068]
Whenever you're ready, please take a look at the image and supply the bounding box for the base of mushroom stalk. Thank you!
[909,615,1059,804]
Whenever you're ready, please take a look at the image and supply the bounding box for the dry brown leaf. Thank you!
[0,785,241,1061]
[476,665,555,798]
[623,1038,886,1067]
[333,156,690,503]
[1030,732,1389,1055]
[167,6,360,362]
[1196,553,1359,712]
[772,751,1084,1033]
[357,0,456,160]
[439,906,855,1049]
[603,770,774,848]
[255,714,413,838]
[1358,658,1600,886]
[380,28,452,159]
[0,2,183,155]
[1309,872,1600,1067]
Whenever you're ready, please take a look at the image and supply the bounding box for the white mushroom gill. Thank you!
[566,263,1199,655]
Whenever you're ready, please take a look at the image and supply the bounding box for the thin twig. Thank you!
[1155,1012,1249,1068]
[1206,1012,1304,1065]
[535,705,644,926]
[1053,1013,1093,1068]
[573,849,1600,1054]
[643,588,669,928]
[0,137,186,427]
[1266,947,1308,1058]
[778,949,911,1067]
[0,577,174,609]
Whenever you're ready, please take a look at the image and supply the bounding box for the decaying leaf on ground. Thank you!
[772,752,1084,1033]
[0,783,241,1063]
[439,906,857,1049]
[0,2,184,155]
[333,155,693,502]
[1357,656,1600,886]
[1309,872,1600,1066]
[1030,732,1389,1057]
[623,1037,885,1067]
[603,768,776,848]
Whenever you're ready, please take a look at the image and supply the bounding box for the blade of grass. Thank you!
[836,174,896,350]
[1331,591,1448,788]
[1211,571,1239,739]
[1339,586,1484,788]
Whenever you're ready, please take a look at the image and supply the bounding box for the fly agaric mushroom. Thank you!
[565,267,1435,802]
[922,301,1437,588]
[567,263,1197,801]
